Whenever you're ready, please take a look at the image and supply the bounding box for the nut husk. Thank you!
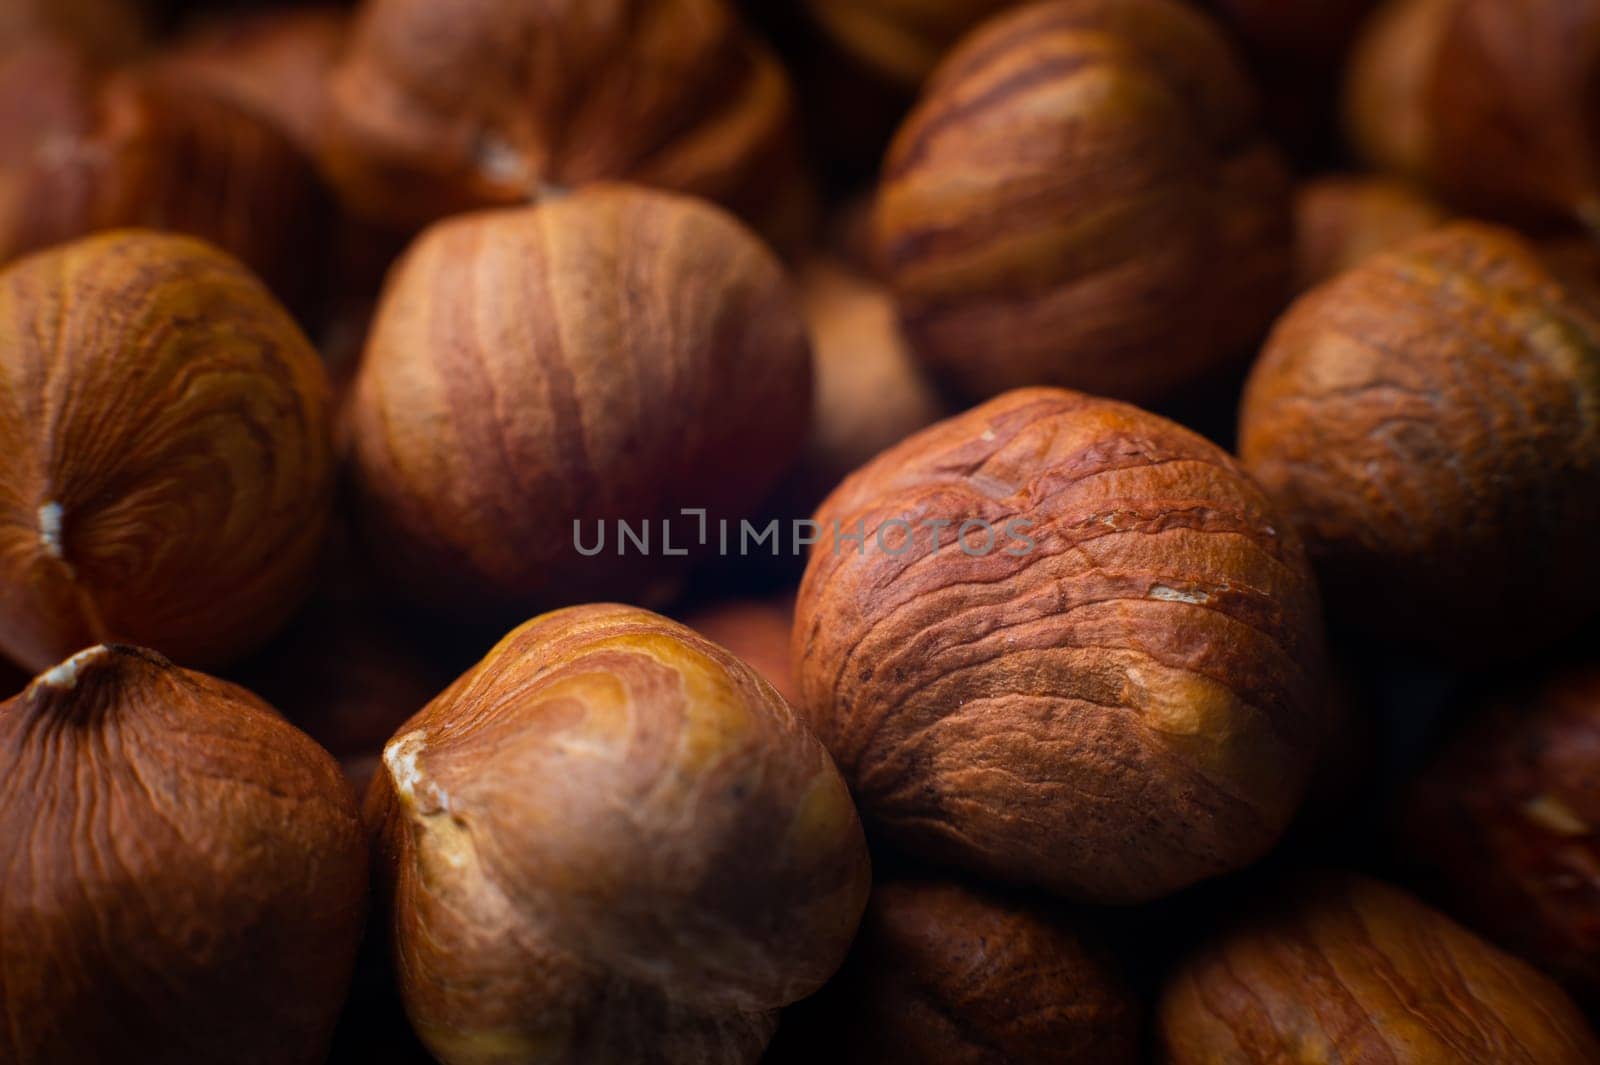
[348,184,812,619]
[0,230,334,672]
[324,0,811,249]
[365,603,871,1065]
[1159,874,1600,1063]
[1239,222,1600,660]
[0,644,368,1065]
[792,387,1327,903]
[874,0,1291,404]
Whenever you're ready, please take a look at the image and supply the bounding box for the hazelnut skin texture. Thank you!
[1159,874,1600,1063]
[348,184,812,619]
[791,387,1327,904]
[0,45,328,311]
[364,603,872,1065]
[683,594,801,708]
[1292,174,1447,291]
[874,0,1291,405]
[811,880,1141,1064]
[1402,663,1600,1010]
[0,644,368,1065]
[800,0,1027,88]
[1347,0,1600,229]
[0,230,335,673]
[324,0,811,248]
[1238,223,1600,660]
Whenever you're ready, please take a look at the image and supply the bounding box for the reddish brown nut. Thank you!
[348,184,812,619]
[792,388,1327,903]
[0,43,327,309]
[159,6,348,161]
[0,230,334,673]
[792,257,946,505]
[0,0,147,61]
[800,0,1027,88]
[365,603,871,1065]
[1292,174,1447,290]
[0,645,368,1065]
[1402,662,1600,1010]
[874,0,1290,404]
[324,0,810,248]
[1238,223,1600,660]
[1159,874,1600,1063]
[682,593,801,707]
[1348,0,1600,229]
[814,880,1141,1064]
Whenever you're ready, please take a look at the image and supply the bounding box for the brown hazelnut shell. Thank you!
[874,0,1291,404]
[1238,222,1600,660]
[324,0,811,249]
[1292,174,1447,291]
[1159,874,1600,1063]
[792,387,1327,904]
[0,230,335,672]
[348,184,813,619]
[0,645,368,1065]
[1402,663,1600,1010]
[364,603,871,1065]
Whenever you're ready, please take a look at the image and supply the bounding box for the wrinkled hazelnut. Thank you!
[793,387,1327,903]
[1239,223,1600,659]
[0,645,368,1065]
[1160,874,1600,1063]
[366,603,871,1065]
[874,0,1290,404]
[1293,174,1447,290]
[0,230,334,672]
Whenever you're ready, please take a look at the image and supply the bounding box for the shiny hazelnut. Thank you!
[348,184,812,619]
[1292,174,1447,290]
[324,0,810,249]
[1402,662,1600,1009]
[1238,223,1600,659]
[365,603,871,1065]
[683,593,800,707]
[1347,0,1600,229]
[800,0,1026,89]
[792,387,1327,903]
[874,0,1291,404]
[1159,874,1600,1063]
[0,44,328,310]
[0,644,368,1065]
[0,230,335,672]
[808,880,1141,1064]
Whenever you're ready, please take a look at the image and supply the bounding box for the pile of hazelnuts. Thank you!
[3,0,1600,1062]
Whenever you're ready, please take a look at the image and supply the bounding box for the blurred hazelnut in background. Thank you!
[1292,173,1448,290]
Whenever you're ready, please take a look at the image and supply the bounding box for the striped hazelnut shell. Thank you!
[1347,0,1600,228]
[792,387,1327,904]
[365,603,871,1065]
[874,0,1291,404]
[0,645,368,1065]
[1402,662,1600,1010]
[347,184,813,619]
[1238,222,1600,660]
[0,230,334,672]
[1159,875,1600,1063]
[324,0,810,249]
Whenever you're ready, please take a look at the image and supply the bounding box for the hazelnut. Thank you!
[0,44,329,310]
[324,0,811,249]
[792,387,1327,903]
[1159,874,1600,1063]
[1238,223,1600,659]
[800,0,1026,89]
[0,645,368,1065]
[874,0,1291,404]
[0,230,334,673]
[1292,174,1447,290]
[1402,662,1600,1009]
[804,880,1141,1064]
[683,593,800,707]
[365,603,871,1065]
[348,184,812,619]
[1347,0,1600,229]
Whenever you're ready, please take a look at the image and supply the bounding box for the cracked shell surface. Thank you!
[365,603,871,1065]
[792,387,1326,904]
[0,645,368,1065]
